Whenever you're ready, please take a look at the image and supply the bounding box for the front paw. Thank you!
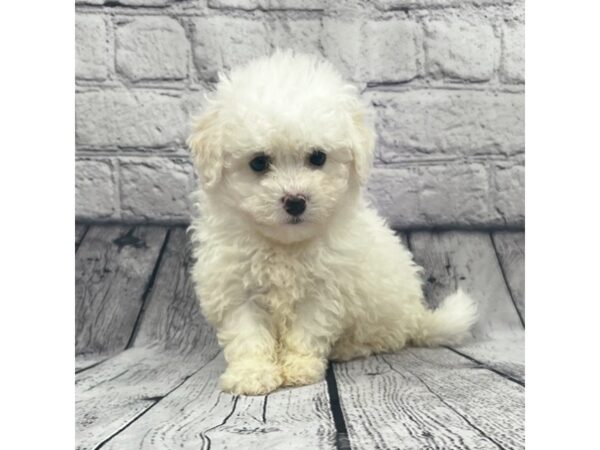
[281,352,327,387]
[220,360,283,395]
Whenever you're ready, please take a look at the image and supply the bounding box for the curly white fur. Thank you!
[188,50,478,395]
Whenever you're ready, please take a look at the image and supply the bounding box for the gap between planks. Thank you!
[444,346,524,387]
[124,228,172,349]
[75,223,89,252]
[490,236,524,328]
[491,231,525,325]
[326,364,351,450]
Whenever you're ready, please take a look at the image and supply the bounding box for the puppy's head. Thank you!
[188,51,375,244]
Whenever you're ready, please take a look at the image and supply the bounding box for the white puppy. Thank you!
[188,51,478,395]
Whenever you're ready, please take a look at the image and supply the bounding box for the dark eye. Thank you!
[309,149,327,167]
[249,155,271,173]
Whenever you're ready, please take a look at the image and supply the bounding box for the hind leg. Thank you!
[329,336,374,362]
[329,323,410,362]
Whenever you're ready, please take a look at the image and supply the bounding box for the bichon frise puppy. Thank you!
[188,51,478,395]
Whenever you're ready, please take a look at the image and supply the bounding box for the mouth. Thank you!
[287,217,303,225]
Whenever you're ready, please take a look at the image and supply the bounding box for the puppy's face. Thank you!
[218,142,354,243]
[188,53,374,244]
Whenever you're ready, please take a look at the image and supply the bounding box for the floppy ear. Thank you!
[187,109,223,189]
[349,109,376,185]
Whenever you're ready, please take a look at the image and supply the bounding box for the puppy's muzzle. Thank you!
[282,194,306,217]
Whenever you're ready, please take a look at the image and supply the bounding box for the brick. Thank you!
[424,18,499,81]
[119,157,195,221]
[191,18,322,74]
[321,19,362,81]
[75,15,108,80]
[76,90,201,148]
[369,90,524,161]
[268,19,322,56]
[500,22,524,83]
[322,19,420,83]
[191,17,270,81]
[367,164,490,228]
[208,0,323,9]
[76,159,118,219]
[492,162,524,225]
[374,0,513,9]
[116,17,189,81]
[361,20,420,83]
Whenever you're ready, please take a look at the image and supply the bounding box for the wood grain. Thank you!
[75,225,168,360]
[76,346,220,450]
[408,231,523,340]
[451,337,524,384]
[492,231,525,323]
[334,347,524,450]
[76,227,222,450]
[104,352,336,450]
[132,227,213,354]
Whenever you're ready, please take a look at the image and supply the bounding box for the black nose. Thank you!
[283,195,306,217]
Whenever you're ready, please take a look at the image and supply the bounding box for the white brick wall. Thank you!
[115,17,189,81]
[75,0,524,228]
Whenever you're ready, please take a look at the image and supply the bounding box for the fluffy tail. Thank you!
[412,289,479,347]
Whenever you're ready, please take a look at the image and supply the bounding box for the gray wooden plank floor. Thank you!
[76,226,168,369]
[408,231,525,384]
[76,224,525,450]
